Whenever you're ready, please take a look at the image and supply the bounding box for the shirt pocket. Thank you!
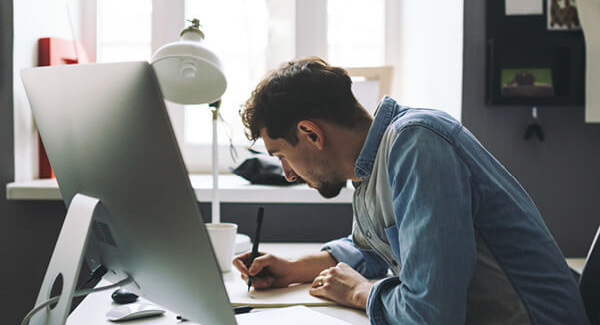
[384,224,402,267]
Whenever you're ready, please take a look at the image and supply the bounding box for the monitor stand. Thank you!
[30,194,100,325]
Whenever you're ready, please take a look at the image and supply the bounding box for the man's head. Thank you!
[241,57,372,198]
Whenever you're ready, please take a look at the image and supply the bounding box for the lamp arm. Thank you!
[211,101,220,224]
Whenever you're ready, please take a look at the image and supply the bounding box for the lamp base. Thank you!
[235,233,252,254]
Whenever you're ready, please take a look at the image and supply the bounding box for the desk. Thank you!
[67,243,369,325]
[65,245,588,325]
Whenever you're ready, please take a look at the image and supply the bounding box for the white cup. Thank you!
[205,223,238,272]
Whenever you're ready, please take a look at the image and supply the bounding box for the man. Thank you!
[233,57,588,324]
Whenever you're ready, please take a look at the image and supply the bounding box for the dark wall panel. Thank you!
[1,202,68,325]
[214,203,353,243]
[462,0,600,257]
[0,1,20,324]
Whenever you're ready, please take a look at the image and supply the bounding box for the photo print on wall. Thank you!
[547,0,581,30]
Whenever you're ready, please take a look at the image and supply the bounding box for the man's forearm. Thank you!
[288,251,338,283]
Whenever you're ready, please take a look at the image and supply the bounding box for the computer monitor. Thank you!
[21,62,236,324]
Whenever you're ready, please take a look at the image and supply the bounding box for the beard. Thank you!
[316,180,346,198]
[295,156,346,198]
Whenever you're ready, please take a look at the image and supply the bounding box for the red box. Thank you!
[37,37,90,178]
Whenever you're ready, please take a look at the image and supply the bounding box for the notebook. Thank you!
[226,281,337,307]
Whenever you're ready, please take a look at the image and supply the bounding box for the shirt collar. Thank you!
[354,96,404,179]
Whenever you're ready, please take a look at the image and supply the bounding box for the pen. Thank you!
[247,207,264,292]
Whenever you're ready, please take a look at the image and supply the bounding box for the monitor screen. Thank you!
[21,61,236,324]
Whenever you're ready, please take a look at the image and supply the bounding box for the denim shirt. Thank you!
[323,97,588,324]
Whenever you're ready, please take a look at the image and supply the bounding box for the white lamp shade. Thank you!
[151,33,227,105]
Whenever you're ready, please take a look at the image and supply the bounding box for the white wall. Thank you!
[13,0,86,181]
[386,0,464,120]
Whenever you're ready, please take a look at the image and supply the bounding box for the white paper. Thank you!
[236,306,352,325]
[580,0,600,122]
[505,0,543,15]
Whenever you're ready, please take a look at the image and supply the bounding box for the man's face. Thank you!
[260,128,346,199]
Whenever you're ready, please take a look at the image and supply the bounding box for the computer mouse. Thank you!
[111,288,139,304]
[106,302,165,321]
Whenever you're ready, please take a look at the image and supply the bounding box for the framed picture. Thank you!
[547,0,581,30]
[501,68,554,98]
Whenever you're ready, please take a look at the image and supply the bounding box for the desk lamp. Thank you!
[151,19,250,252]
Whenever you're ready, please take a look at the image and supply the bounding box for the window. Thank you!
[184,0,294,145]
[327,0,385,67]
[94,0,388,173]
[97,0,152,62]
[181,0,387,172]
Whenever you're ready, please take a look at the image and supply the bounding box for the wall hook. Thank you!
[524,106,545,141]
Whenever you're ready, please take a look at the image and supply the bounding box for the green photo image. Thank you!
[501,68,554,97]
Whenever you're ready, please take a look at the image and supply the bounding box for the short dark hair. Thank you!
[241,57,370,145]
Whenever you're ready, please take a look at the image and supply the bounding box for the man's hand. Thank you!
[233,251,297,289]
[309,262,373,310]
[233,250,338,290]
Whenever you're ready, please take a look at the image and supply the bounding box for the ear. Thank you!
[296,120,324,150]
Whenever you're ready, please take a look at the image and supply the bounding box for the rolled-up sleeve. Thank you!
[367,126,476,324]
[322,236,390,279]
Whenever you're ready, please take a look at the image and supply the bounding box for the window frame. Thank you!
[85,0,394,173]
[179,0,394,173]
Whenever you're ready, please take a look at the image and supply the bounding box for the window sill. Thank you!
[5,174,354,204]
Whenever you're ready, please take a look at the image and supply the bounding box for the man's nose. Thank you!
[281,162,298,182]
